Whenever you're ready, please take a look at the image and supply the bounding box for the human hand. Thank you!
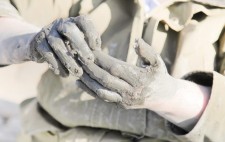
[30,16,101,77]
[53,22,211,131]
[78,39,177,109]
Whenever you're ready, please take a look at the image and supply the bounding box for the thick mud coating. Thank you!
[30,29,70,77]
[31,16,169,108]
[80,39,169,108]
[30,16,100,77]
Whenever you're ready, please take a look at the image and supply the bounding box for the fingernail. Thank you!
[74,68,83,77]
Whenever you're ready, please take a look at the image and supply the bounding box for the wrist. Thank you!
[17,32,38,62]
[142,75,178,109]
[0,32,38,64]
[145,78,211,131]
[0,17,40,64]
[168,80,210,131]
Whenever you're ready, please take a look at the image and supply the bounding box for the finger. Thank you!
[46,20,83,77]
[82,62,133,95]
[57,21,94,65]
[80,73,122,102]
[75,80,97,98]
[33,31,69,77]
[71,15,101,50]
[134,38,159,67]
[93,51,147,86]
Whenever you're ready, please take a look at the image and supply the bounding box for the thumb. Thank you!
[134,38,159,67]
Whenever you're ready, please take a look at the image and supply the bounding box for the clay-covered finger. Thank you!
[81,73,122,102]
[93,51,147,86]
[33,31,69,77]
[134,38,160,67]
[75,80,97,98]
[57,21,94,64]
[71,15,101,50]
[82,62,133,95]
[46,21,83,77]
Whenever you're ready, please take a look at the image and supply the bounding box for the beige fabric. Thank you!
[19,127,133,142]
[0,0,20,18]
[11,0,75,27]
[1,0,225,142]
[143,1,225,76]
[126,0,145,65]
[176,72,225,142]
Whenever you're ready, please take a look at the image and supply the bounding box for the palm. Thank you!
[80,39,171,108]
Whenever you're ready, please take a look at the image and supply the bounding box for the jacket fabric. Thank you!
[1,0,225,141]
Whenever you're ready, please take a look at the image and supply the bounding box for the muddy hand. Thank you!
[30,16,99,77]
[81,39,175,108]
[57,15,101,63]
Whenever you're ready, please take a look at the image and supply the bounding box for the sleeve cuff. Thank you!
[168,71,225,141]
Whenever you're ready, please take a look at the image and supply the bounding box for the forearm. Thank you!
[146,79,211,131]
[0,17,40,64]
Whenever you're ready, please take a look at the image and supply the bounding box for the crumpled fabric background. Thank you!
[0,100,21,142]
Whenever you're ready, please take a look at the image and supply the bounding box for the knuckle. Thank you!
[87,33,101,49]
[110,64,122,74]
[102,74,111,84]
[36,31,45,42]
[92,34,101,44]
[85,53,95,62]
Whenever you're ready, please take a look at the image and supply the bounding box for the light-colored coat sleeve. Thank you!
[169,71,225,141]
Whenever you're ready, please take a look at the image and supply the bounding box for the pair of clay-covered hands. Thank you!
[29,16,175,109]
